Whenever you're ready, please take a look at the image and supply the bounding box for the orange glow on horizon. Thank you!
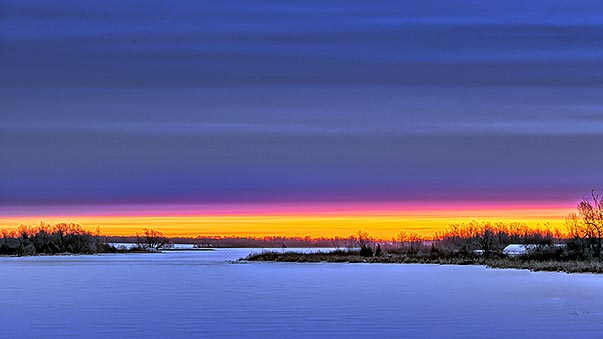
[0,203,573,239]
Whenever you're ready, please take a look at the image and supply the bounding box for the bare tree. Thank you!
[136,228,169,251]
[477,227,495,255]
[566,190,603,258]
[353,230,374,257]
[395,230,422,255]
[355,230,372,246]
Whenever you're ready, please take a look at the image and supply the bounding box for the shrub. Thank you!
[374,244,383,256]
[359,245,374,257]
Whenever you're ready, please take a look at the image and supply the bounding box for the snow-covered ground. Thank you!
[1,249,602,338]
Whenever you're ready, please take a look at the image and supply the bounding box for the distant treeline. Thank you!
[306,191,603,262]
[370,220,581,262]
[427,191,603,260]
[247,191,603,273]
[5,190,602,261]
[105,235,355,248]
[432,221,563,253]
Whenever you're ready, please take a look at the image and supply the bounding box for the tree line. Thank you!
[0,223,170,256]
[0,223,105,255]
[3,190,602,259]
[350,190,603,261]
[106,234,358,249]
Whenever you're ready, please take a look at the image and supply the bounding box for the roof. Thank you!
[502,243,566,256]
[502,244,536,255]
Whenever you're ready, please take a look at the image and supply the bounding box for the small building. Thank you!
[503,243,566,256]
[502,244,536,256]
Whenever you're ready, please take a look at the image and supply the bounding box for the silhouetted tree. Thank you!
[566,190,603,258]
[478,227,495,255]
[395,230,422,255]
[136,228,169,250]
[354,230,374,257]
[374,244,382,256]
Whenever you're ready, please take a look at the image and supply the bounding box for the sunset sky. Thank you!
[1,1,602,237]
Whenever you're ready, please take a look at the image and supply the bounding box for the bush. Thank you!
[359,245,374,257]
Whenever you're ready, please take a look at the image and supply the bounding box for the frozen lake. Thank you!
[1,249,603,338]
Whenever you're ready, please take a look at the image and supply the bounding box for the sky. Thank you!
[1,0,602,237]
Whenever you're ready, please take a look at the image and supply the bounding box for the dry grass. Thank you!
[243,251,603,274]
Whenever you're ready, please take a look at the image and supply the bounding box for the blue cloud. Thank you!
[1,0,602,206]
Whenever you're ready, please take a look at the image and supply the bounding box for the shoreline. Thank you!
[0,247,217,257]
[0,250,158,258]
[242,251,603,274]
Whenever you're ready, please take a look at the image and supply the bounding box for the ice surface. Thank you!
[1,249,602,338]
